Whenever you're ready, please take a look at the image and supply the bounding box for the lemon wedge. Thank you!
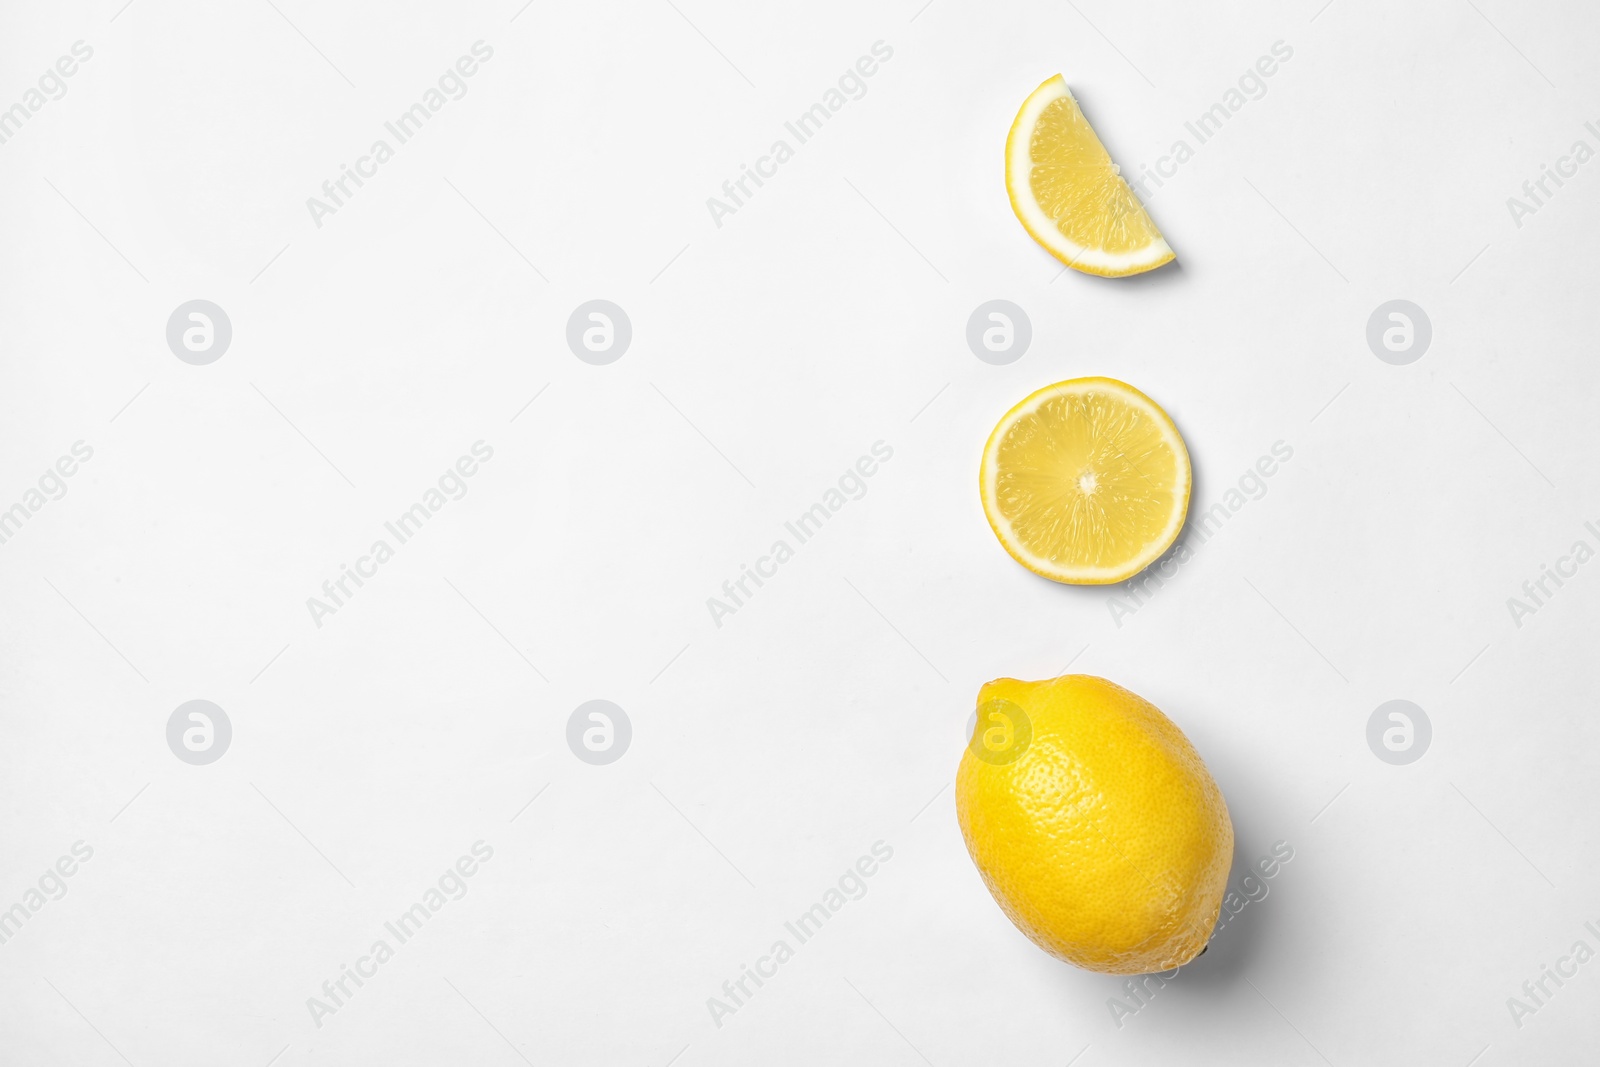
[1006,75,1174,277]
[980,377,1190,584]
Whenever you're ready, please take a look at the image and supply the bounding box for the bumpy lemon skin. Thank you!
[956,675,1233,974]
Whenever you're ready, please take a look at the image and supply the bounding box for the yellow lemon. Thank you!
[1006,75,1174,277]
[956,675,1232,974]
[979,377,1190,585]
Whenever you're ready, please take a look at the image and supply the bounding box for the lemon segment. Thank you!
[980,377,1190,585]
[956,674,1233,974]
[1006,75,1174,277]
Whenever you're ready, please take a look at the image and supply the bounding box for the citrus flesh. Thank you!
[956,674,1233,974]
[1006,75,1174,277]
[980,377,1190,585]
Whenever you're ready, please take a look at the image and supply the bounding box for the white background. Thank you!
[2,0,1598,1063]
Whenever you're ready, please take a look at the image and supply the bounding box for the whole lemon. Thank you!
[955,675,1233,974]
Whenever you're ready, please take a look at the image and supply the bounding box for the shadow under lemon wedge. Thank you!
[1007,74,1174,277]
[980,377,1191,585]
[956,674,1233,974]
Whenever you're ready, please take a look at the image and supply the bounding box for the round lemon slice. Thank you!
[980,378,1191,584]
[1006,75,1174,278]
